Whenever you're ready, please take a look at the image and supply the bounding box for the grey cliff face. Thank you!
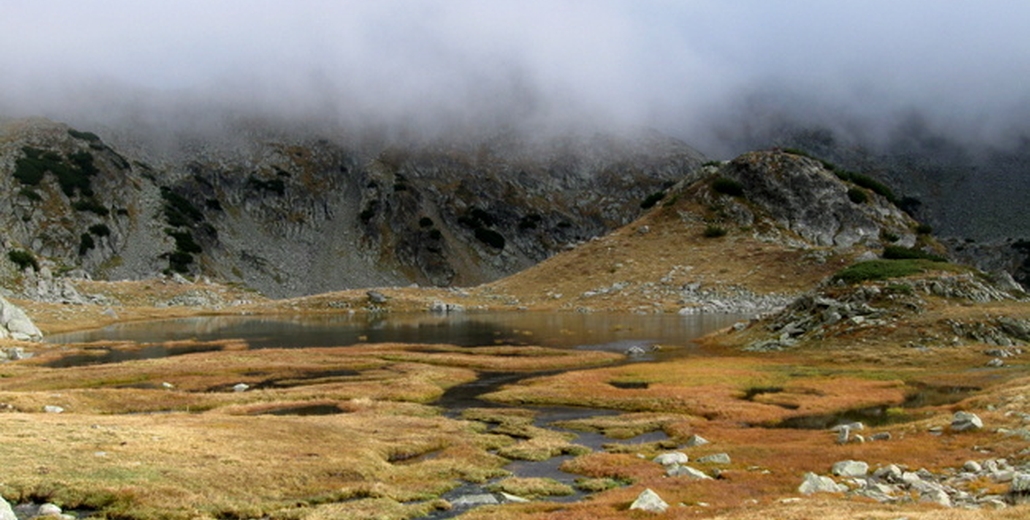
[718,151,918,248]
[0,119,705,297]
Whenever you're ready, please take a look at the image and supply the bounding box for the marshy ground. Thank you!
[2,277,1030,519]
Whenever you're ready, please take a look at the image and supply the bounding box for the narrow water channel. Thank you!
[46,312,750,515]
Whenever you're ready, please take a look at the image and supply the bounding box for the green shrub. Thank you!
[881,232,900,243]
[160,188,202,227]
[703,225,727,238]
[915,223,933,235]
[419,217,434,228]
[847,188,869,204]
[640,191,665,209]
[519,214,542,230]
[711,177,744,197]
[68,129,101,142]
[72,198,110,216]
[168,231,202,254]
[167,251,194,273]
[78,233,95,255]
[882,245,946,262]
[702,160,723,168]
[18,187,42,201]
[8,250,38,271]
[247,176,286,195]
[849,173,895,202]
[474,228,505,249]
[89,223,111,237]
[831,259,947,284]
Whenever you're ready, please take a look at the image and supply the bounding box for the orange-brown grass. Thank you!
[0,410,506,519]
[461,408,590,461]
[482,357,908,426]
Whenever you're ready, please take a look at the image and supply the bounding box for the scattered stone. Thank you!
[835,425,851,445]
[696,453,731,465]
[232,383,250,392]
[964,460,983,473]
[498,492,529,504]
[161,382,175,390]
[38,503,62,516]
[0,496,15,520]
[630,488,668,513]
[1011,473,1030,493]
[451,494,499,507]
[920,487,952,507]
[653,452,688,466]
[951,411,984,432]
[684,434,710,447]
[987,358,1005,367]
[366,290,388,304]
[798,472,846,494]
[625,345,648,357]
[43,405,64,414]
[666,465,711,479]
[832,460,869,478]
[869,432,892,441]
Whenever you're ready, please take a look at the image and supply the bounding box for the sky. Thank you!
[2,0,1029,154]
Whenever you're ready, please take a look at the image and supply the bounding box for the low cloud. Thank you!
[2,1,1028,155]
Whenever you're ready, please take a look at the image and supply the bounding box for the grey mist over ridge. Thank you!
[4,2,1030,154]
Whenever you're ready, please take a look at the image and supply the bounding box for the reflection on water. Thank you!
[47,312,749,352]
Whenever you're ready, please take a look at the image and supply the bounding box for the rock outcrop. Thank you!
[0,295,42,340]
[0,118,705,297]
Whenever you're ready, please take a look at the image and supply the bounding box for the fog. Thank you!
[2,1,1029,156]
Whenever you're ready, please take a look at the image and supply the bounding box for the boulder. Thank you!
[629,488,668,513]
[367,291,388,304]
[798,472,846,494]
[684,434,710,447]
[653,452,688,466]
[832,460,869,478]
[696,453,731,465]
[450,494,499,507]
[0,496,15,520]
[232,383,250,392]
[951,411,984,432]
[38,503,62,516]
[666,464,711,479]
[1011,473,1030,493]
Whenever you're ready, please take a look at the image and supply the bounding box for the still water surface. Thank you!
[47,311,748,355]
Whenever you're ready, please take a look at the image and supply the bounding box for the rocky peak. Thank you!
[709,150,923,249]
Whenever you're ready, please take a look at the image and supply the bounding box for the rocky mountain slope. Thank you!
[0,118,704,298]
[473,149,938,313]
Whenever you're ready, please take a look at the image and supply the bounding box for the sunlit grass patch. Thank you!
[488,477,575,499]
[553,412,690,439]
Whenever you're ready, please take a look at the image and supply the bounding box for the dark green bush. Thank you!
[168,231,202,254]
[247,176,286,196]
[8,250,38,271]
[88,223,111,237]
[882,245,947,262]
[78,233,95,256]
[849,173,895,202]
[160,188,203,227]
[167,251,194,273]
[847,188,869,204]
[915,224,933,235]
[519,214,542,230]
[68,129,101,142]
[832,259,936,284]
[359,201,379,223]
[712,177,744,197]
[419,217,434,228]
[640,191,665,209]
[703,225,727,238]
[72,198,110,216]
[18,187,42,201]
[881,232,900,243]
[428,229,443,241]
[474,228,505,249]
